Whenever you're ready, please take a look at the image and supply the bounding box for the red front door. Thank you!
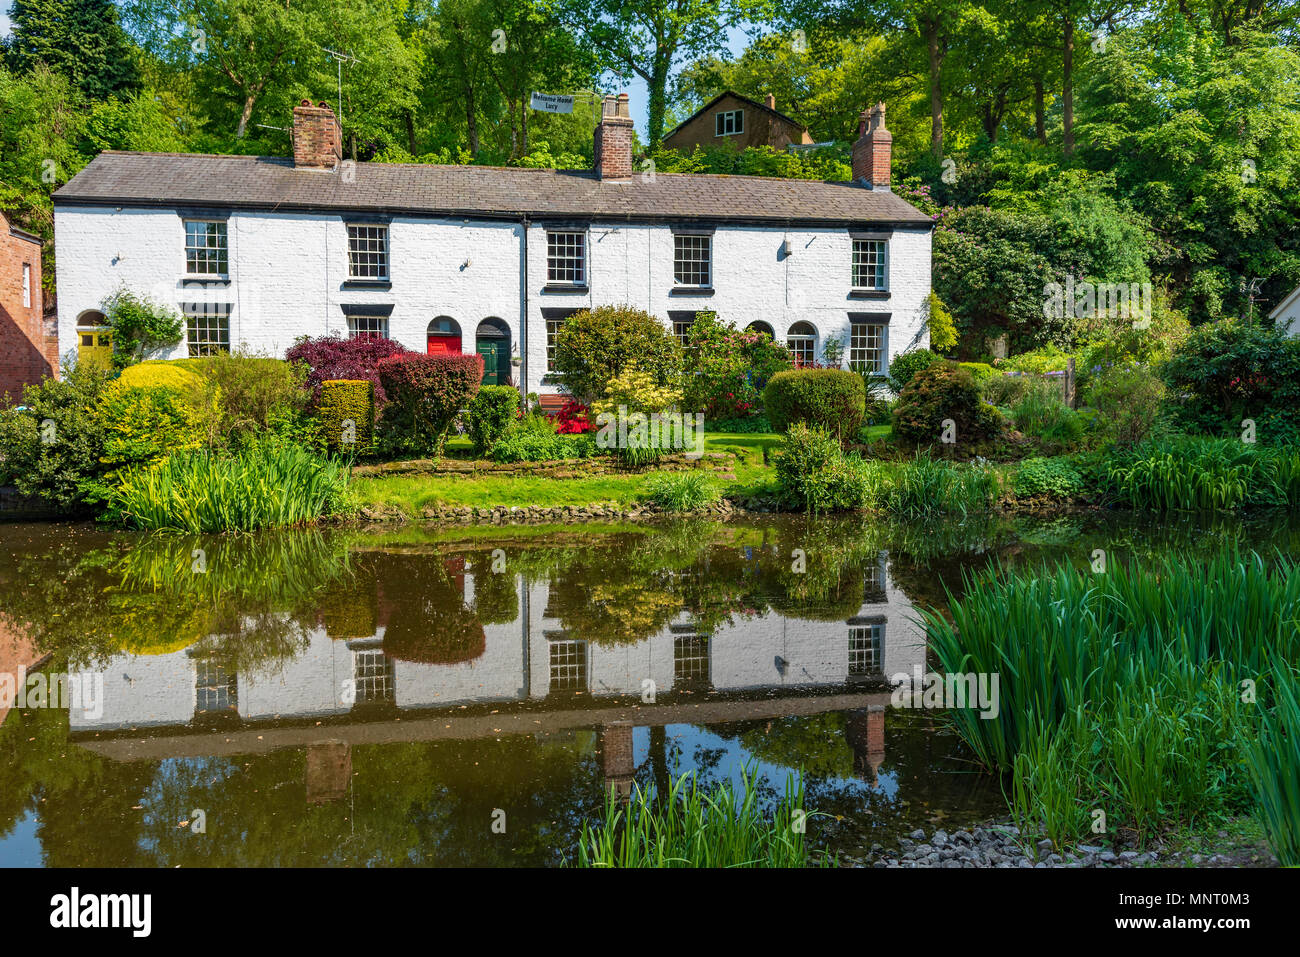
[427,335,461,355]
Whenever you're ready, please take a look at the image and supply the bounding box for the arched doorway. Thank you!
[746,320,775,339]
[786,321,817,367]
[475,318,510,386]
[426,316,461,355]
[76,310,112,366]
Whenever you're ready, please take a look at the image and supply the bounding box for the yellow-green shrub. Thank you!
[97,383,203,475]
[318,379,375,454]
[116,359,207,394]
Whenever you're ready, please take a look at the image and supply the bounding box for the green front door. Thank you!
[477,340,501,385]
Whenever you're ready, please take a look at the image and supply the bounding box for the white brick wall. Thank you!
[55,204,932,395]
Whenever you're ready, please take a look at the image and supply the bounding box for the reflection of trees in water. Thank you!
[379,553,485,665]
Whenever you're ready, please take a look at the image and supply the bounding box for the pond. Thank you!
[1,512,1297,867]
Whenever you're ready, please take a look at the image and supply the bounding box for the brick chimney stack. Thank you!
[593,93,634,181]
[851,102,892,190]
[765,93,776,110]
[293,100,342,171]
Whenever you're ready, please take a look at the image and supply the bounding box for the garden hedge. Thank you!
[763,368,866,440]
[465,385,521,453]
[318,379,376,454]
[376,352,482,456]
[892,362,1002,445]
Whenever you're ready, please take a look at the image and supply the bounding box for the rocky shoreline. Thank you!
[844,822,1278,868]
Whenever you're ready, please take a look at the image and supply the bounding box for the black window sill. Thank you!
[849,289,890,299]
[670,287,715,297]
[342,280,392,290]
[181,276,230,286]
[542,284,589,294]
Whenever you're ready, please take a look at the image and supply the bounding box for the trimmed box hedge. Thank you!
[763,368,866,440]
[318,379,375,454]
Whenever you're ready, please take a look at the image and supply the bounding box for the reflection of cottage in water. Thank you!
[68,550,924,733]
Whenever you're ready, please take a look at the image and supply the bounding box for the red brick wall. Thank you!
[293,100,342,170]
[594,94,635,181]
[662,93,814,154]
[851,104,893,189]
[0,213,53,403]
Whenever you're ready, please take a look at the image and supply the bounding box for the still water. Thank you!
[1,512,1297,866]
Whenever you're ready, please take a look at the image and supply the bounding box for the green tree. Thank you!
[6,0,140,99]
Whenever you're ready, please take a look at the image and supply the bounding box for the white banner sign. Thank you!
[530,93,575,114]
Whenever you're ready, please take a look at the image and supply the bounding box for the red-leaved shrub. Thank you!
[554,399,594,434]
[286,335,410,406]
[376,352,483,455]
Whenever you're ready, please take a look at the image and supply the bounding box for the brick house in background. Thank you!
[662,91,816,153]
[0,211,55,402]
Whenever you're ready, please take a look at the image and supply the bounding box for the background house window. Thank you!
[715,109,744,136]
[185,305,231,357]
[787,321,817,366]
[848,622,885,676]
[674,234,712,287]
[850,322,887,373]
[347,225,389,279]
[347,314,389,339]
[852,239,887,290]
[673,634,710,684]
[547,231,586,284]
[21,263,31,308]
[184,221,228,276]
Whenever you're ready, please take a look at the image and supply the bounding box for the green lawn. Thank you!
[352,431,783,513]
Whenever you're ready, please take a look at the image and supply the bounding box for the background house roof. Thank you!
[53,151,932,226]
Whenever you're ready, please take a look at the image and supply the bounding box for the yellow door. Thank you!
[77,328,113,367]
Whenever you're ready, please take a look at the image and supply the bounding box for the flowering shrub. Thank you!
[591,364,683,418]
[555,399,594,434]
[682,313,792,421]
[376,352,482,455]
[286,335,410,406]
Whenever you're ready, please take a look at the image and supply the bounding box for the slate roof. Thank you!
[53,151,933,227]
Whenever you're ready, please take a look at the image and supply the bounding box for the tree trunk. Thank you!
[405,110,416,155]
[1063,17,1075,156]
[647,65,668,149]
[465,84,480,157]
[236,93,257,139]
[1034,77,1047,143]
[927,20,944,158]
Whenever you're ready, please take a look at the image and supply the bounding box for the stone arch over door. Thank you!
[427,316,461,354]
[475,317,511,386]
[75,310,112,366]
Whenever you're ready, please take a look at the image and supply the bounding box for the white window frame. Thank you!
[21,263,31,308]
[848,621,885,676]
[786,322,817,367]
[673,234,712,288]
[186,306,231,357]
[545,316,566,372]
[347,224,390,280]
[184,220,228,277]
[852,238,888,291]
[850,322,888,374]
[546,230,587,286]
[715,109,744,137]
[347,314,390,340]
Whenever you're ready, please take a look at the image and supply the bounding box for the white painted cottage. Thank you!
[1269,285,1300,337]
[53,95,932,398]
